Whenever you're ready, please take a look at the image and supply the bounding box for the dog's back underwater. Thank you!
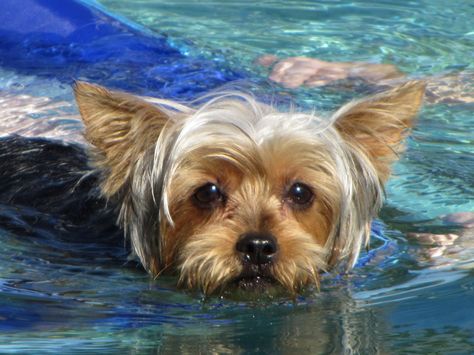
[0,136,126,263]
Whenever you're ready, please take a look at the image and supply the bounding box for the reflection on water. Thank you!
[0,0,473,353]
[1,231,472,354]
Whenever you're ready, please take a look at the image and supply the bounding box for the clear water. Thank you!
[1,0,473,353]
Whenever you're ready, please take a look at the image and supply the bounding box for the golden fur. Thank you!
[74,81,425,295]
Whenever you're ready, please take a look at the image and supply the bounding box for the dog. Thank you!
[74,80,425,295]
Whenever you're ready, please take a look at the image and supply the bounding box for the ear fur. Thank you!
[334,81,426,181]
[74,81,170,197]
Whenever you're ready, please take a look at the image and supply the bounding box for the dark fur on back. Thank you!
[0,136,127,264]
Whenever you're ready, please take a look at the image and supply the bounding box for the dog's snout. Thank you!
[236,232,278,265]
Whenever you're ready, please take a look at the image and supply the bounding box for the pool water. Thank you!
[100,0,474,218]
[0,0,473,353]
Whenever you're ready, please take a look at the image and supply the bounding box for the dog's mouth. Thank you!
[234,275,276,290]
[232,264,277,291]
[222,266,287,301]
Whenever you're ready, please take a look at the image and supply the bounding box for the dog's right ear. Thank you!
[74,81,170,197]
[333,81,425,182]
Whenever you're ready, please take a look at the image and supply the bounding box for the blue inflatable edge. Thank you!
[0,0,245,99]
[79,0,167,42]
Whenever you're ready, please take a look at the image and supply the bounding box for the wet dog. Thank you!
[74,81,425,295]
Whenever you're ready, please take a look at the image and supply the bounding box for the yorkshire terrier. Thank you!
[74,80,425,295]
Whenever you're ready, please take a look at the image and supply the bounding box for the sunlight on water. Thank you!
[98,0,474,74]
[0,0,473,353]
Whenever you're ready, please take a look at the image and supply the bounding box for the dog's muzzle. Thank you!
[234,232,278,289]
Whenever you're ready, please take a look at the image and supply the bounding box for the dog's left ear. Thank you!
[334,81,426,181]
[74,81,170,197]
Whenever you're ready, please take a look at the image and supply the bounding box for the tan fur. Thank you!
[334,81,426,181]
[74,82,170,196]
[74,80,425,295]
[167,146,332,294]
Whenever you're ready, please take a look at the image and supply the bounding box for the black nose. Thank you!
[236,232,278,265]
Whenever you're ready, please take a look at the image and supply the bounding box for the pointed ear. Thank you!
[334,81,426,181]
[74,81,170,197]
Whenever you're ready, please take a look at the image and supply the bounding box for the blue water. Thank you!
[0,0,473,353]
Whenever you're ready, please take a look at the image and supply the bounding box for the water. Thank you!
[99,0,474,219]
[1,0,473,353]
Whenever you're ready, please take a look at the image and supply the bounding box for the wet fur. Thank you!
[75,81,425,295]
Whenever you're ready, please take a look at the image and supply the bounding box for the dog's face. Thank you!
[75,81,425,295]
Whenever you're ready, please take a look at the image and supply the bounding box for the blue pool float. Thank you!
[0,0,392,268]
[0,0,244,99]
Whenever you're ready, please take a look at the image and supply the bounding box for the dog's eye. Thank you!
[287,182,314,208]
[193,183,225,208]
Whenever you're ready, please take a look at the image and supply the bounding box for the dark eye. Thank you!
[193,183,225,209]
[287,182,314,208]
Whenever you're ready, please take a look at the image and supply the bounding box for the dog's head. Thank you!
[75,81,424,295]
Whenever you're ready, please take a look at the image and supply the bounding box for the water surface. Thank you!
[1,0,473,353]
